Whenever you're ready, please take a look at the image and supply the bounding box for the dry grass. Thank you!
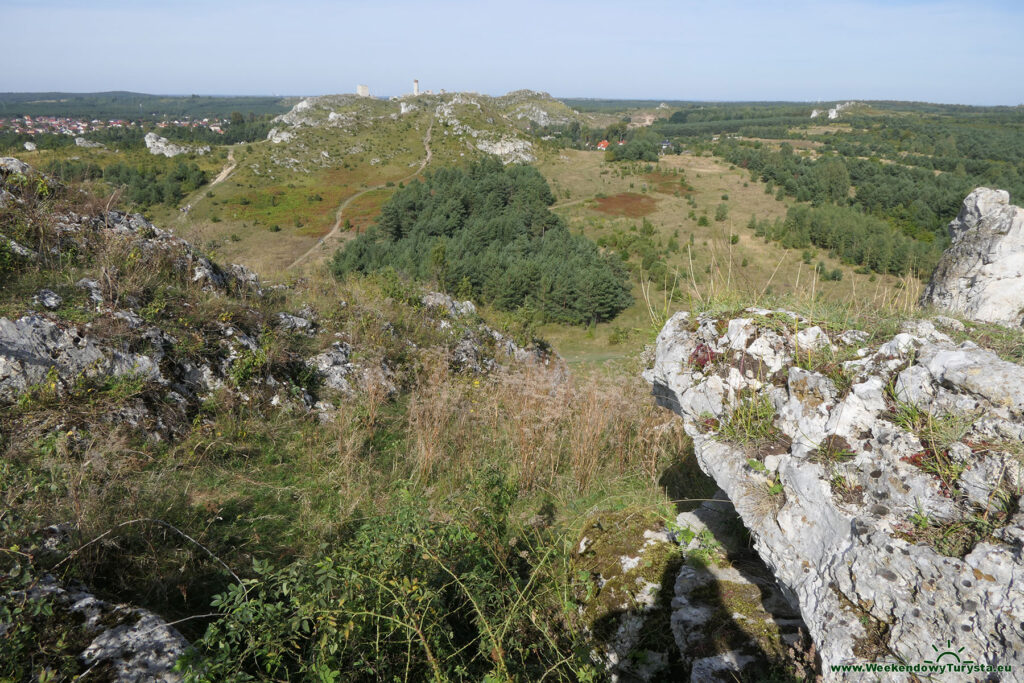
[400,357,686,494]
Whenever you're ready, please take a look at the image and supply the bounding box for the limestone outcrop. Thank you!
[646,310,1024,679]
[923,188,1024,328]
[475,137,535,164]
[1,573,187,682]
[75,137,104,149]
[144,132,209,158]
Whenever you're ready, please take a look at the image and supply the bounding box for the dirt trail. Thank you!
[209,148,236,187]
[176,149,235,223]
[288,118,434,271]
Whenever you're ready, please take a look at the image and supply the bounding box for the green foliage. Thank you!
[0,240,22,284]
[0,565,92,681]
[718,391,780,447]
[41,159,104,183]
[180,476,588,682]
[604,137,659,162]
[332,157,632,325]
[760,203,943,277]
[162,116,275,145]
[102,160,208,208]
[0,91,290,120]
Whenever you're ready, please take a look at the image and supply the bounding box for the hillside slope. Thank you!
[0,157,704,681]
[169,90,582,274]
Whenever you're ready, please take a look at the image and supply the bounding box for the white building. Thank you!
[356,84,370,97]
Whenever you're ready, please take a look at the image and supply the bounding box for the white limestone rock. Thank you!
[421,291,476,317]
[0,157,31,176]
[32,289,62,310]
[267,127,293,144]
[4,574,186,682]
[646,310,1024,679]
[0,315,161,402]
[922,188,1024,328]
[144,132,208,158]
[75,137,105,149]
[476,136,535,164]
[307,342,355,394]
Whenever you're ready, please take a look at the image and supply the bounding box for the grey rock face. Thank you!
[0,157,31,176]
[1,233,35,257]
[0,315,161,401]
[646,310,1024,678]
[307,342,355,394]
[421,291,476,317]
[275,312,315,334]
[922,188,1024,328]
[32,289,62,309]
[5,574,186,682]
[144,132,208,158]
[23,141,36,151]
[76,278,104,305]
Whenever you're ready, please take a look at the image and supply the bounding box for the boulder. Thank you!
[307,342,355,394]
[0,315,161,401]
[922,188,1024,328]
[1,574,187,681]
[144,132,208,158]
[275,312,315,334]
[32,289,62,310]
[421,291,476,317]
[75,137,105,149]
[0,157,31,176]
[475,137,535,164]
[646,310,1024,678]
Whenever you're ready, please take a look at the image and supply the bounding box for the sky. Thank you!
[3,0,1022,105]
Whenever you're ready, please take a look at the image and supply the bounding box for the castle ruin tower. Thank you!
[413,79,419,96]
[356,84,369,97]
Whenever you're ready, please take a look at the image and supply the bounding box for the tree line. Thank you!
[332,157,632,325]
[43,158,207,207]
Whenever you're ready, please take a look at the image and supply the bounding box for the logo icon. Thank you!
[924,639,974,666]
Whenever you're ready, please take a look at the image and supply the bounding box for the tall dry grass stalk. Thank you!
[400,357,688,494]
[668,230,931,334]
[407,354,469,480]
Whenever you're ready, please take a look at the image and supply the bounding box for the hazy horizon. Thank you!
[3,0,1022,106]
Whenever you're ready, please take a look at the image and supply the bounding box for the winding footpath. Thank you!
[288,117,434,271]
[209,148,237,187]
[176,149,235,224]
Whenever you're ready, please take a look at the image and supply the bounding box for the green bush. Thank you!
[180,475,590,682]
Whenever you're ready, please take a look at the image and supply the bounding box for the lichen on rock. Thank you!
[646,309,1024,678]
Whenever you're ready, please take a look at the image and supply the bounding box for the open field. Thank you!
[536,149,909,363]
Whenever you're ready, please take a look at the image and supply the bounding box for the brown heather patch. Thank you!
[592,192,659,218]
[344,188,392,234]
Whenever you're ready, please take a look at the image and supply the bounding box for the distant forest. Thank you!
[712,107,1024,277]
[542,99,1024,279]
[0,91,291,119]
[333,158,633,325]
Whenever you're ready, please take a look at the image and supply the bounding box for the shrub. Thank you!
[180,477,590,682]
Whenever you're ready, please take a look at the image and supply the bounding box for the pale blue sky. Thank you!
[2,0,1021,104]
